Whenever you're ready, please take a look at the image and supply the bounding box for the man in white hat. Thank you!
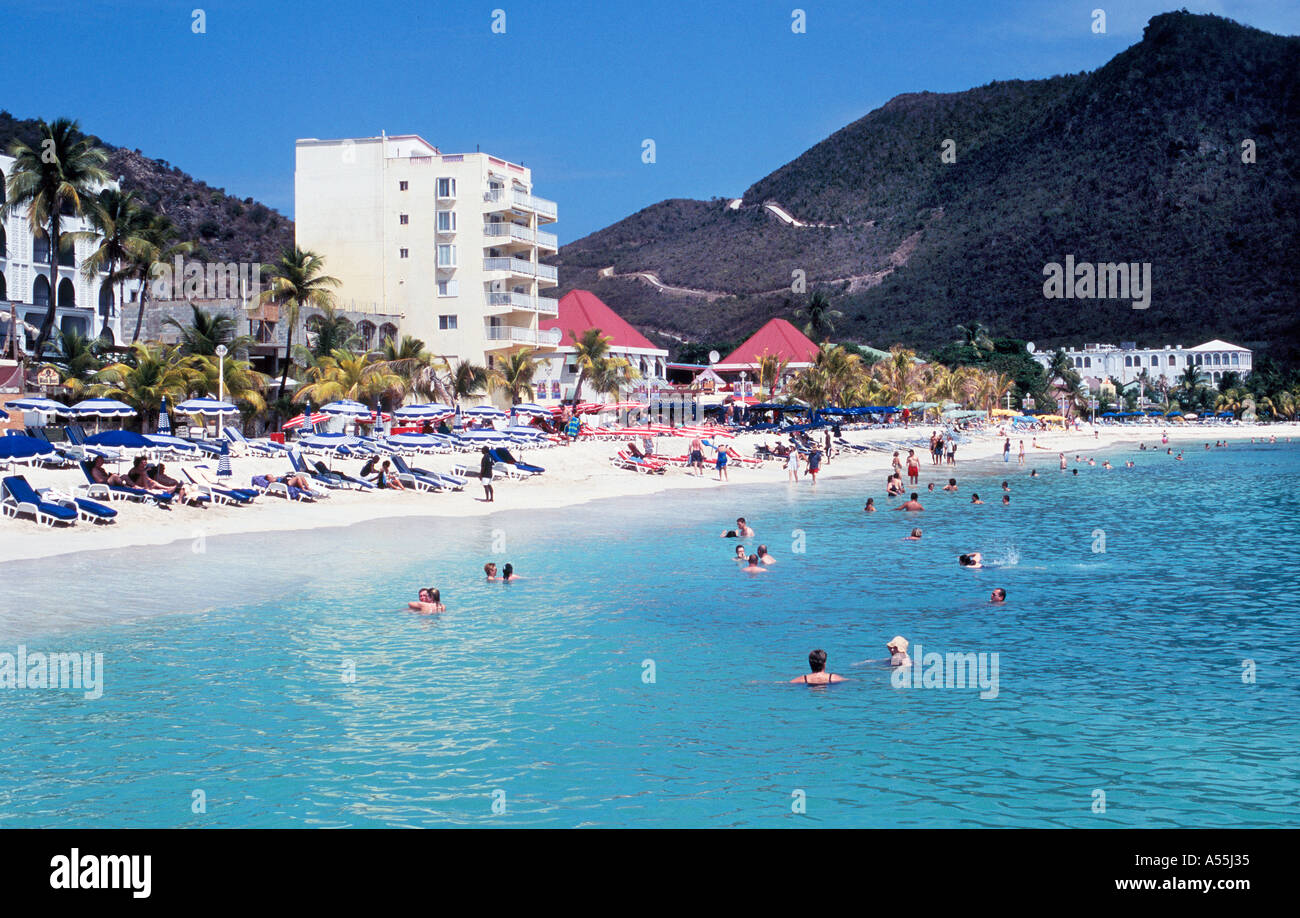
[887,636,911,667]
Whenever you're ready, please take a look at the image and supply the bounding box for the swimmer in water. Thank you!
[904,528,922,541]
[927,482,935,492]
[741,554,767,573]
[1059,452,1067,470]
[757,544,776,565]
[1071,469,1079,476]
[408,587,445,614]
[942,478,958,492]
[887,636,911,667]
[1102,461,1112,469]
[894,492,924,511]
[990,588,1006,603]
[484,562,499,581]
[1001,494,1010,505]
[1030,469,1039,477]
[790,649,845,684]
[501,563,520,582]
[733,545,747,561]
[1175,452,1184,461]
[1001,481,1010,491]
[864,497,876,512]
[721,517,755,538]
[971,493,984,504]
[958,553,983,569]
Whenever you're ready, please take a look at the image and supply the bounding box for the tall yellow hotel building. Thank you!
[294,134,561,404]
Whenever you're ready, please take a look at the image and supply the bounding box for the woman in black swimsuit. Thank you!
[790,649,845,685]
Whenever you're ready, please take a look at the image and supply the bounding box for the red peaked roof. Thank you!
[540,289,660,351]
[718,318,819,367]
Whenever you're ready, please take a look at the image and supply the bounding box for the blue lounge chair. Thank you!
[2,475,79,526]
[38,488,118,524]
[288,450,351,490]
[77,461,173,507]
[180,467,254,506]
[250,474,317,502]
[390,454,463,490]
[310,458,375,490]
[491,447,544,475]
[223,426,288,456]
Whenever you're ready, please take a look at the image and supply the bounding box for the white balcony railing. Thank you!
[486,292,560,314]
[485,324,543,345]
[535,229,558,248]
[535,263,558,283]
[482,257,537,276]
[483,223,534,244]
[511,189,557,220]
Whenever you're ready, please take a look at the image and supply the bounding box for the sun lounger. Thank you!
[288,450,352,490]
[311,459,376,490]
[250,475,317,501]
[612,450,666,474]
[490,447,545,475]
[2,475,79,526]
[180,467,255,506]
[77,461,173,507]
[222,426,288,457]
[390,455,463,490]
[38,487,118,524]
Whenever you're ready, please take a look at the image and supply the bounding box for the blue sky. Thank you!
[3,0,1295,243]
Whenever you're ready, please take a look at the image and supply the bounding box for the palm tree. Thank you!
[259,247,340,398]
[794,290,843,342]
[376,335,449,403]
[125,212,195,343]
[293,348,403,408]
[448,359,499,407]
[954,322,994,354]
[76,188,148,340]
[306,303,360,358]
[3,118,110,351]
[587,354,640,400]
[165,302,252,356]
[1215,387,1251,418]
[789,366,831,409]
[756,351,788,397]
[43,328,103,396]
[811,344,863,407]
[497,348,540,405]
[90,343,204,432]
[870,346,927,405]
[569,328,612,405]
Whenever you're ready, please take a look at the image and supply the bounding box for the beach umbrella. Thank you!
[321,399,373,419]
[143,434,198,454]
[176,397,239,417]
[463,405,509,420]
[511,403,551,417]
[70,398,137,418]
[4,397,70,416]
[572,402,604,415]
[0,435,56,460]
[282,410,329,431]
[84,430,151,449]
[217,440,232,478]
[157,396,172,435]
[300,433,366,452]
[394,403,453,422]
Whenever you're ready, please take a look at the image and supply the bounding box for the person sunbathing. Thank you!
[149,462,191,503]
[373,459,406,490]
[88,455,129,487]
[128,457,186,501]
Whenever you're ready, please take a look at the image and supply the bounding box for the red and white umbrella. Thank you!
[282,411,330,430]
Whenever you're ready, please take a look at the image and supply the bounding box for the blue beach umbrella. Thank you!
[84,430,150,449]
[462,405,509,420]
[5,397,70,416]
[176,397,239,417]
[157,396,172,435]
[70,398,137,418]
[0,435,55,460]
[511,403,550,418]
[393,403,453,422]
[321,399,373,419]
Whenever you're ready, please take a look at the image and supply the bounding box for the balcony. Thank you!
[487,291,560,315]
[484,324,544,348]
[483,256,538,278]
[483,222,534,245]
[536,263,558,285]
[512,189,557,222]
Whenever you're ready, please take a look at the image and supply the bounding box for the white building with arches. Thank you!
[0,153,135,348]
[1031,339,1253,389]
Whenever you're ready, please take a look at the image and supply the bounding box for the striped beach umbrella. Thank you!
[157,396,172,435]
[394,403,454,422]
[176,397,239,417]
[511,402,551,418]
[217,440,232,478]
[462,405,509,420]
[320,399,373,419]
[282,410,329,431]
[4,397,70,416]
[70,398,137,418]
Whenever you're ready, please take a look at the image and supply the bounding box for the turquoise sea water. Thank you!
[0,440,1296,827]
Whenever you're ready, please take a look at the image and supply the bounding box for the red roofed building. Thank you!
[535,290,668,403]
[715,318,819,373]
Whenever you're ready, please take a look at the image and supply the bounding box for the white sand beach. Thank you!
[1,422,1295,563]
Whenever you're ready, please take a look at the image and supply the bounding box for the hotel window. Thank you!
[399,181,409,191]
[437,280,459,297]
[1169,356,1175,365]
[439,315,458,330]
[1231,353,1239,364]
[436,177,456,198]
[1084,357,1091,368]
[399,214,409,225]
[1124,356,1132,367]
[437,211,456,232]
[437,245,456,267]
[399,248,409,259]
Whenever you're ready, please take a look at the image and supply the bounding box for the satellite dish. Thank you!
[708,350,720,364]
[1025,342,1036,354]
[545,327,563,345]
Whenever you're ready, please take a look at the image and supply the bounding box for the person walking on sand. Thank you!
[786,449,800,482]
